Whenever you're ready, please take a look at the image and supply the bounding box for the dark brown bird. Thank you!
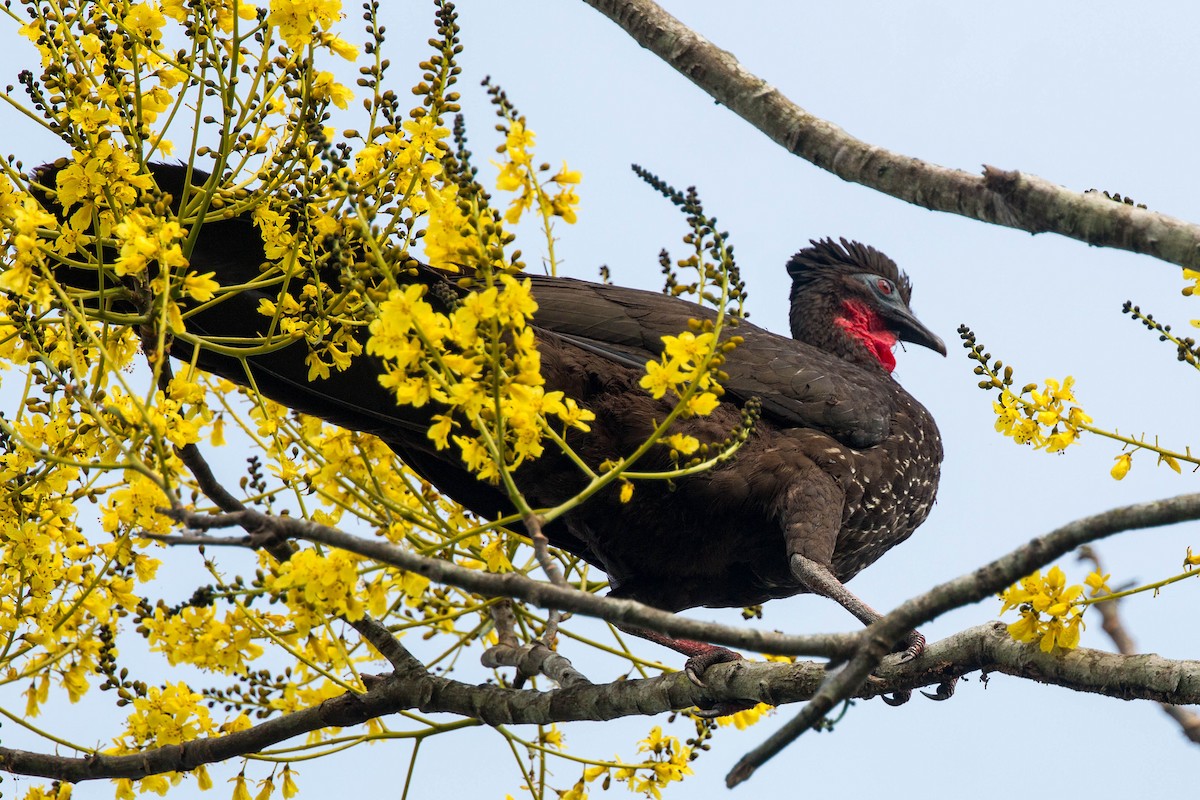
[33,163,945,679]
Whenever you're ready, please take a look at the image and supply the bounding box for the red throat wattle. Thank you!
[835,299,897,372]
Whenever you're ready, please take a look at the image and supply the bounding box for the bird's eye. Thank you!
[876,278,894,297]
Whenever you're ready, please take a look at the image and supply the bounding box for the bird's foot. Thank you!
[684,646,743,688]
[691,698,760,720]
[921,677,957,701]
[880,675,957,706]
[681,647,752,719]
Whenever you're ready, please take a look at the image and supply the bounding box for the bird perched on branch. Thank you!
[32,162,944,679]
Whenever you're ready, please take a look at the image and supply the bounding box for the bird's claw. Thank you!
[920,677,957,701]
[691,700,758,719]
[680,647,747,716]
[683,647,743,688]
[881,689,911,706]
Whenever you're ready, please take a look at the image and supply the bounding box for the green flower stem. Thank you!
[0,703,95,754]
[1078,568,1200,607]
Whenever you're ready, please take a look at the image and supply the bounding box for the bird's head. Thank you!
[785,238,946,372]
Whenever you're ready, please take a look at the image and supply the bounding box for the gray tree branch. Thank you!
[580,0,1200,268]
[4,623,1199,784]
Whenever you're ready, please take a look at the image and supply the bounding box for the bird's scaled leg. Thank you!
[615,623,742,687]
[788,553,926,660]
[781,475,926,659]
[615,624,756,718]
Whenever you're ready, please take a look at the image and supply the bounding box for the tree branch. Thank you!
[580,0,1200,268]
[5,623,1200,784]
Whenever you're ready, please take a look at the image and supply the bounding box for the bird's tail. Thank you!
[28,160,447,443]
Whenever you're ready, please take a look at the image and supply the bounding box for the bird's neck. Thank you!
[834,299,897,372]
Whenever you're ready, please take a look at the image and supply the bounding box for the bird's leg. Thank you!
[780,474,926,662]
[614,623,742,687]
[788,554,926,660]
[616,623,754,719]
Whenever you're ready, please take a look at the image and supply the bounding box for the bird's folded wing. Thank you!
[528,275,890,448]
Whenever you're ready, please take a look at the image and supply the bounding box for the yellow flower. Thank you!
[505,120,536,163]
[550,186,580,224]
[715,701,773,730]
[480,536,512,572]
[231,773,252,800]
[495,162,523,192]
[312,70,353,109]
[539,724,565,750]
[123,3,166,39]
[1184,547,1200,569]
[1084,571,1111,595]
[281,767,299,799]
[640,359,684,399]
[552,162,582,184]
[253,777,275,800]
[322,32,358,60]
[664,433,700,456]
[684,391,719,417]
[1184,267,1200,296]
[1110,453,1132,480]
[428,414,455,449]
[182,270,220,301]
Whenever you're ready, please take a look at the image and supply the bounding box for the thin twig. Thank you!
[524,512,566,650]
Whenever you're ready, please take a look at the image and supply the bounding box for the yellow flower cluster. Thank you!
[992,376,1092,453]
[0,173,58,298]
[142,605,267,674]
[567,725,695,800]
[268,0,349,54]
[17,783,73,800]
[494,120,582,227]
[161,0,257,31]
[352,117,451,218]
[998,566,1110,652]
[54,142,153,231]
[19,3,182,155]
[714,701,774,730]
[262,548,370,635]
[639,329,725,456]
[627,725,695,798]
[367,276,594,482]
[0,5,751,798]
[118,681,217,747]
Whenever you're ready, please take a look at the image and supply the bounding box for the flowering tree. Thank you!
[1,2,1199,800]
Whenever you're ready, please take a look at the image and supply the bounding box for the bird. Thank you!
[31,162,945,680]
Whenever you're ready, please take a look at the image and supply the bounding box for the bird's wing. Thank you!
[527,274,891,448]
